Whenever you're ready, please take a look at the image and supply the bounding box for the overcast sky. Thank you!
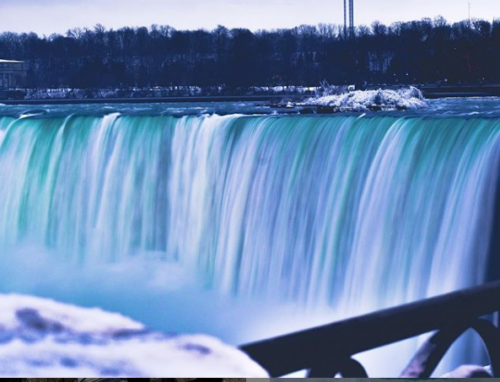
[0,0,498,35]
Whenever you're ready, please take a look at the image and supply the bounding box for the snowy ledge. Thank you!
[0,294,269,377]
[298,86,428,112]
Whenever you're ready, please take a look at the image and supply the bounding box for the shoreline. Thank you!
[0,95,286,105]
[1,86,500,105]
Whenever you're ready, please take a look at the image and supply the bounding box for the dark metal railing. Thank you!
[240,281,500,377]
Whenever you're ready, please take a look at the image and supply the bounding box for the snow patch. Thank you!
[304,87,427,111]
[0,293,268,377]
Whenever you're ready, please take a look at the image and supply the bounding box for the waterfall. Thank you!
[1,111,500,376]
[0,113,499,313]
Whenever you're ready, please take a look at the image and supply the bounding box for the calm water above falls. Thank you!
[0,98,499,375]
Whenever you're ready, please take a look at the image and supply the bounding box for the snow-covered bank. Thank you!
[19,86,318,100]
[302,86,428,111]
[0,293,268,377]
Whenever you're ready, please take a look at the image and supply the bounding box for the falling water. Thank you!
[1,111,500,373]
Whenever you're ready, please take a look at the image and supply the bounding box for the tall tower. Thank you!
[344,0,348,36]
[349,0,355,35]
[344,0,355,37]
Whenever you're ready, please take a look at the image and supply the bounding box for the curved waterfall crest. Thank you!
[0,113,499,313]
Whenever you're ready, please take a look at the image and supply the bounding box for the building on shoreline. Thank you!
[0,59,27,89]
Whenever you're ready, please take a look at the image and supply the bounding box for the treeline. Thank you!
[1,17,500,88]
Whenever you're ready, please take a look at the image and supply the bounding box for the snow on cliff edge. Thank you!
[0,293,268,377]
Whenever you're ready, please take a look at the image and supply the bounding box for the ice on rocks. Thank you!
[0,293,268,377]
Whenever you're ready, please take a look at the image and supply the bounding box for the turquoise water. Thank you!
[0,98,499,375]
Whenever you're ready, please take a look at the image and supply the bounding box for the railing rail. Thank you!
[240,281,500,377]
